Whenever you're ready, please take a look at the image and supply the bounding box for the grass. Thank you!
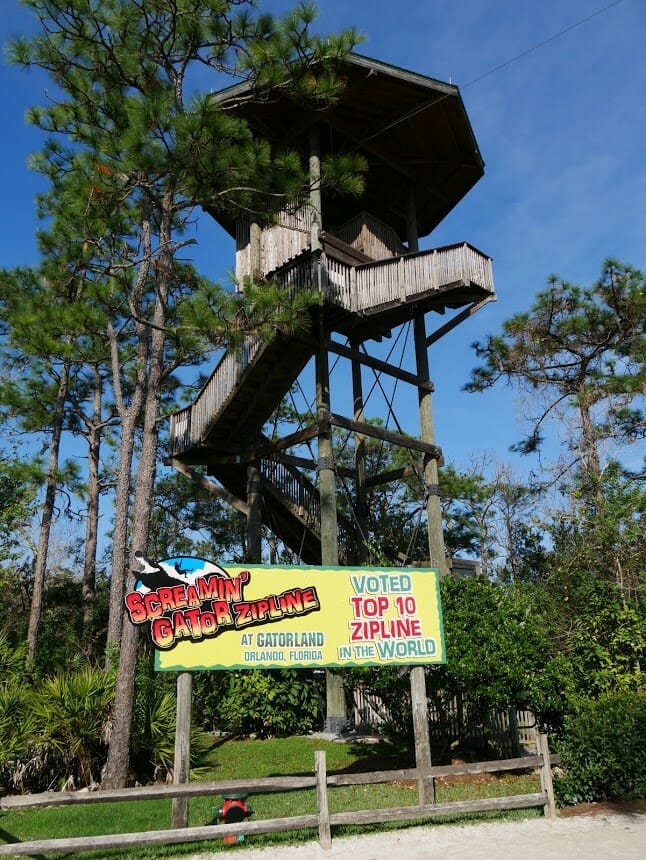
[0,736,544,859]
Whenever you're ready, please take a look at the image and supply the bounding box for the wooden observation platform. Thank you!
[168,53,495,568]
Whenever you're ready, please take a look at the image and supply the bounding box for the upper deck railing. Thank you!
[324,242,494,312]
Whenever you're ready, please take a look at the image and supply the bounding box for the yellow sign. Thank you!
[124,556,445,671]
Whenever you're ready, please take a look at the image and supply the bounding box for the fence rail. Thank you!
[0,743,558,856]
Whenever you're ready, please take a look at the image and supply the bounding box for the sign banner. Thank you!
[124,555,445,671]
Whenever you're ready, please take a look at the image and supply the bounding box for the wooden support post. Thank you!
[351,338,368,563]
[407,183,438,805]
[310,126,322,253]
[315,750,331,850]
[246,464,262,562]
[414,312,447,578]
[249,218,262,281]
[537,732,557,819]
[171,671,192,828]
[311,123,345,734]
[319,330,345,731]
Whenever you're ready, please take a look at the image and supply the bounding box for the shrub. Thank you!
[31,667,114,789]
[129,663,214,783]
[554,689,646,805]
[214,669,324,737]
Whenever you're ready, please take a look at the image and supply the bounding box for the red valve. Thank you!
[215,793,253,844]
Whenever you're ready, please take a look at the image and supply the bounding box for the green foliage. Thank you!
[554,690,646,804]
[130,672,178,780]
[550,460,645,597]
[349,577,555,758]
[148,471,247,563]
[214,669,324,737]
[434,577,550,713]
[439,464,490,559]
[0,456,38,564]
[466,260,645,484]
[0,635,36,791]
[30,667,114,788]
[0,660,114,793]
[129,662,215,782]
[31,570,85,673]
[537,573,645,702]
[0,683,37,791]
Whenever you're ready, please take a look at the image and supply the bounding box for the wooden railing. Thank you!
[0,742,558,856]
[168,241,493,559]
[169,336,262,456]
[261,457,320,527]
[350,243,494,311]
[260,457,356,561]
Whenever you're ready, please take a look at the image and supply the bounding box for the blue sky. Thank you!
[1,0,644,486]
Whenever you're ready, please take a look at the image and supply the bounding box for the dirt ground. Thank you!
[187,802,645,860]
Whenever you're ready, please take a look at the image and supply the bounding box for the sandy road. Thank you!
[187,811,646,859]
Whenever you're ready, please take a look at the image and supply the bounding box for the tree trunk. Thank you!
[102,205,170,789]
[82,366,102,651]
[579,397,602,499]
[105,406,139,656]
[102,326,164,788]
[26,361,70,671]
[105,247,149,659]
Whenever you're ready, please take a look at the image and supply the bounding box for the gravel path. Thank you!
[187,811,646,860]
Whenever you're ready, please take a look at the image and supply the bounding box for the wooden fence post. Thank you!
[410,667,435,804]
[537,733,557,820]
[171,672,192,829]
[315,750,331,850]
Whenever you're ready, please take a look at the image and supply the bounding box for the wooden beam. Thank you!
[249,424,320,457]
[426,296,495,346]
[324,411,442,460]
[328,340,434,391]
[365,464,422,488]
[265,452,317,471]
[170,459,249,516]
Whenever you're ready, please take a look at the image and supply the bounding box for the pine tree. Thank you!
[466,260,645,497]
[11,0,361,787]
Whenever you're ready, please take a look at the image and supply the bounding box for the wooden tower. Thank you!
[168,54,495,736]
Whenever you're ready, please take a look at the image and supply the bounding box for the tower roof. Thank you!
[211,53,484,240]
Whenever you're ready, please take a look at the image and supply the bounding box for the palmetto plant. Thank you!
[31,667,114,788]
[0,683,39,792]
[131,672,214,782]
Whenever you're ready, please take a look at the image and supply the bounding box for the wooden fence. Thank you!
[0,740,558,856]
[350,688,539,758]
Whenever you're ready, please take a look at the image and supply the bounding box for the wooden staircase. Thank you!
[168,240,494,562]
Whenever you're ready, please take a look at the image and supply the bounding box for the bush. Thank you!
[31,667,114,790]
[554,689,646,805]
[129,659,215,783]
[214,669,325,737]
